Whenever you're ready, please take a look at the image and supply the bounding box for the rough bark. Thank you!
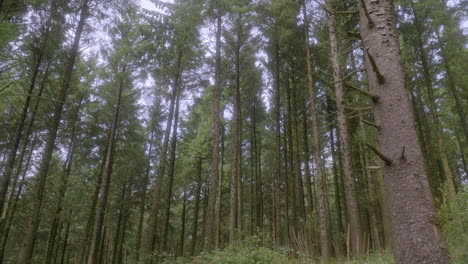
[358,1,451,263]
[16,1,89,262]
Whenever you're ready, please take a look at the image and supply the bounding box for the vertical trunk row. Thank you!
[302,1,331,261]
[16,1,89,262]
[358,1,451,263]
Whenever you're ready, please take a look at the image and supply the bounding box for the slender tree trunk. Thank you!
[253,101,263,233]
[302,1,331,261]
[178,191,187,257]
[0,62,50,242]
[291,73,306,224]
[205,9,222,251]
[144,54,180,262]
[358,1,451,263]
[273,41,282,245]
[136,133,155,262]
[230,13,243,242]
[160,86,182,253]
[44,97,83,264]
[0,44,43,217]
[214,125,224,249]
[59,218,71,264]
[87,64,125,264]
[16,2,89,262]
[410,3,456,201]
[190,158,202,256]
[302,111,314,218]
[0,133,36,262]
[326,0,363,257]
[112,184,127,264]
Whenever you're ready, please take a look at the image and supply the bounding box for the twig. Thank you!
[0,81,13,93]
[366,144,392,165]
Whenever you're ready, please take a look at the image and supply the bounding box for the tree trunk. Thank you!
[214,125,224,249]
[144,53,180,262]
[44,97,83,264]
[358,1,451,263]
[87,64,125,264]
[326,0,363,257]
[16,1,89,262]
[273,41,282,245]
[160,85,182,253]
[205,9,222,252]
[190,158,202,256]
[178,191,187,257]
[410,2,456,201]
[302,1,331,261]
[136,133,155,262]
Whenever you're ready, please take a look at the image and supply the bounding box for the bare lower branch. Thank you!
[366,143,392,165]
[361,119,380,130]
[345,83,379,102]
[366,49,385,84]
[359,0,374,27]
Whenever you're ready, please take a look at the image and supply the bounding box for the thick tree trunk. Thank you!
[358,1,451,263]
[16,1,89,262]
[302,2,331,261]
[87,64,125,264]
[326,0,363,257]
[205,10,222,252]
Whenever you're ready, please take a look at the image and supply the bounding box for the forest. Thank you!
[0,0,466,263]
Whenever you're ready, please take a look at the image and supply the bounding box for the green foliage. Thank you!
[195,238,292,264]
[438,187,468,264]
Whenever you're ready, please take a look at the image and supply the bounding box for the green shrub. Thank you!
[438,187,468,264]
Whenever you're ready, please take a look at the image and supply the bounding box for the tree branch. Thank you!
[366,48,385,84]
[366,144,392,165]
[359,0,374,27]
[345,83,379,102]
[361,119,380,130]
